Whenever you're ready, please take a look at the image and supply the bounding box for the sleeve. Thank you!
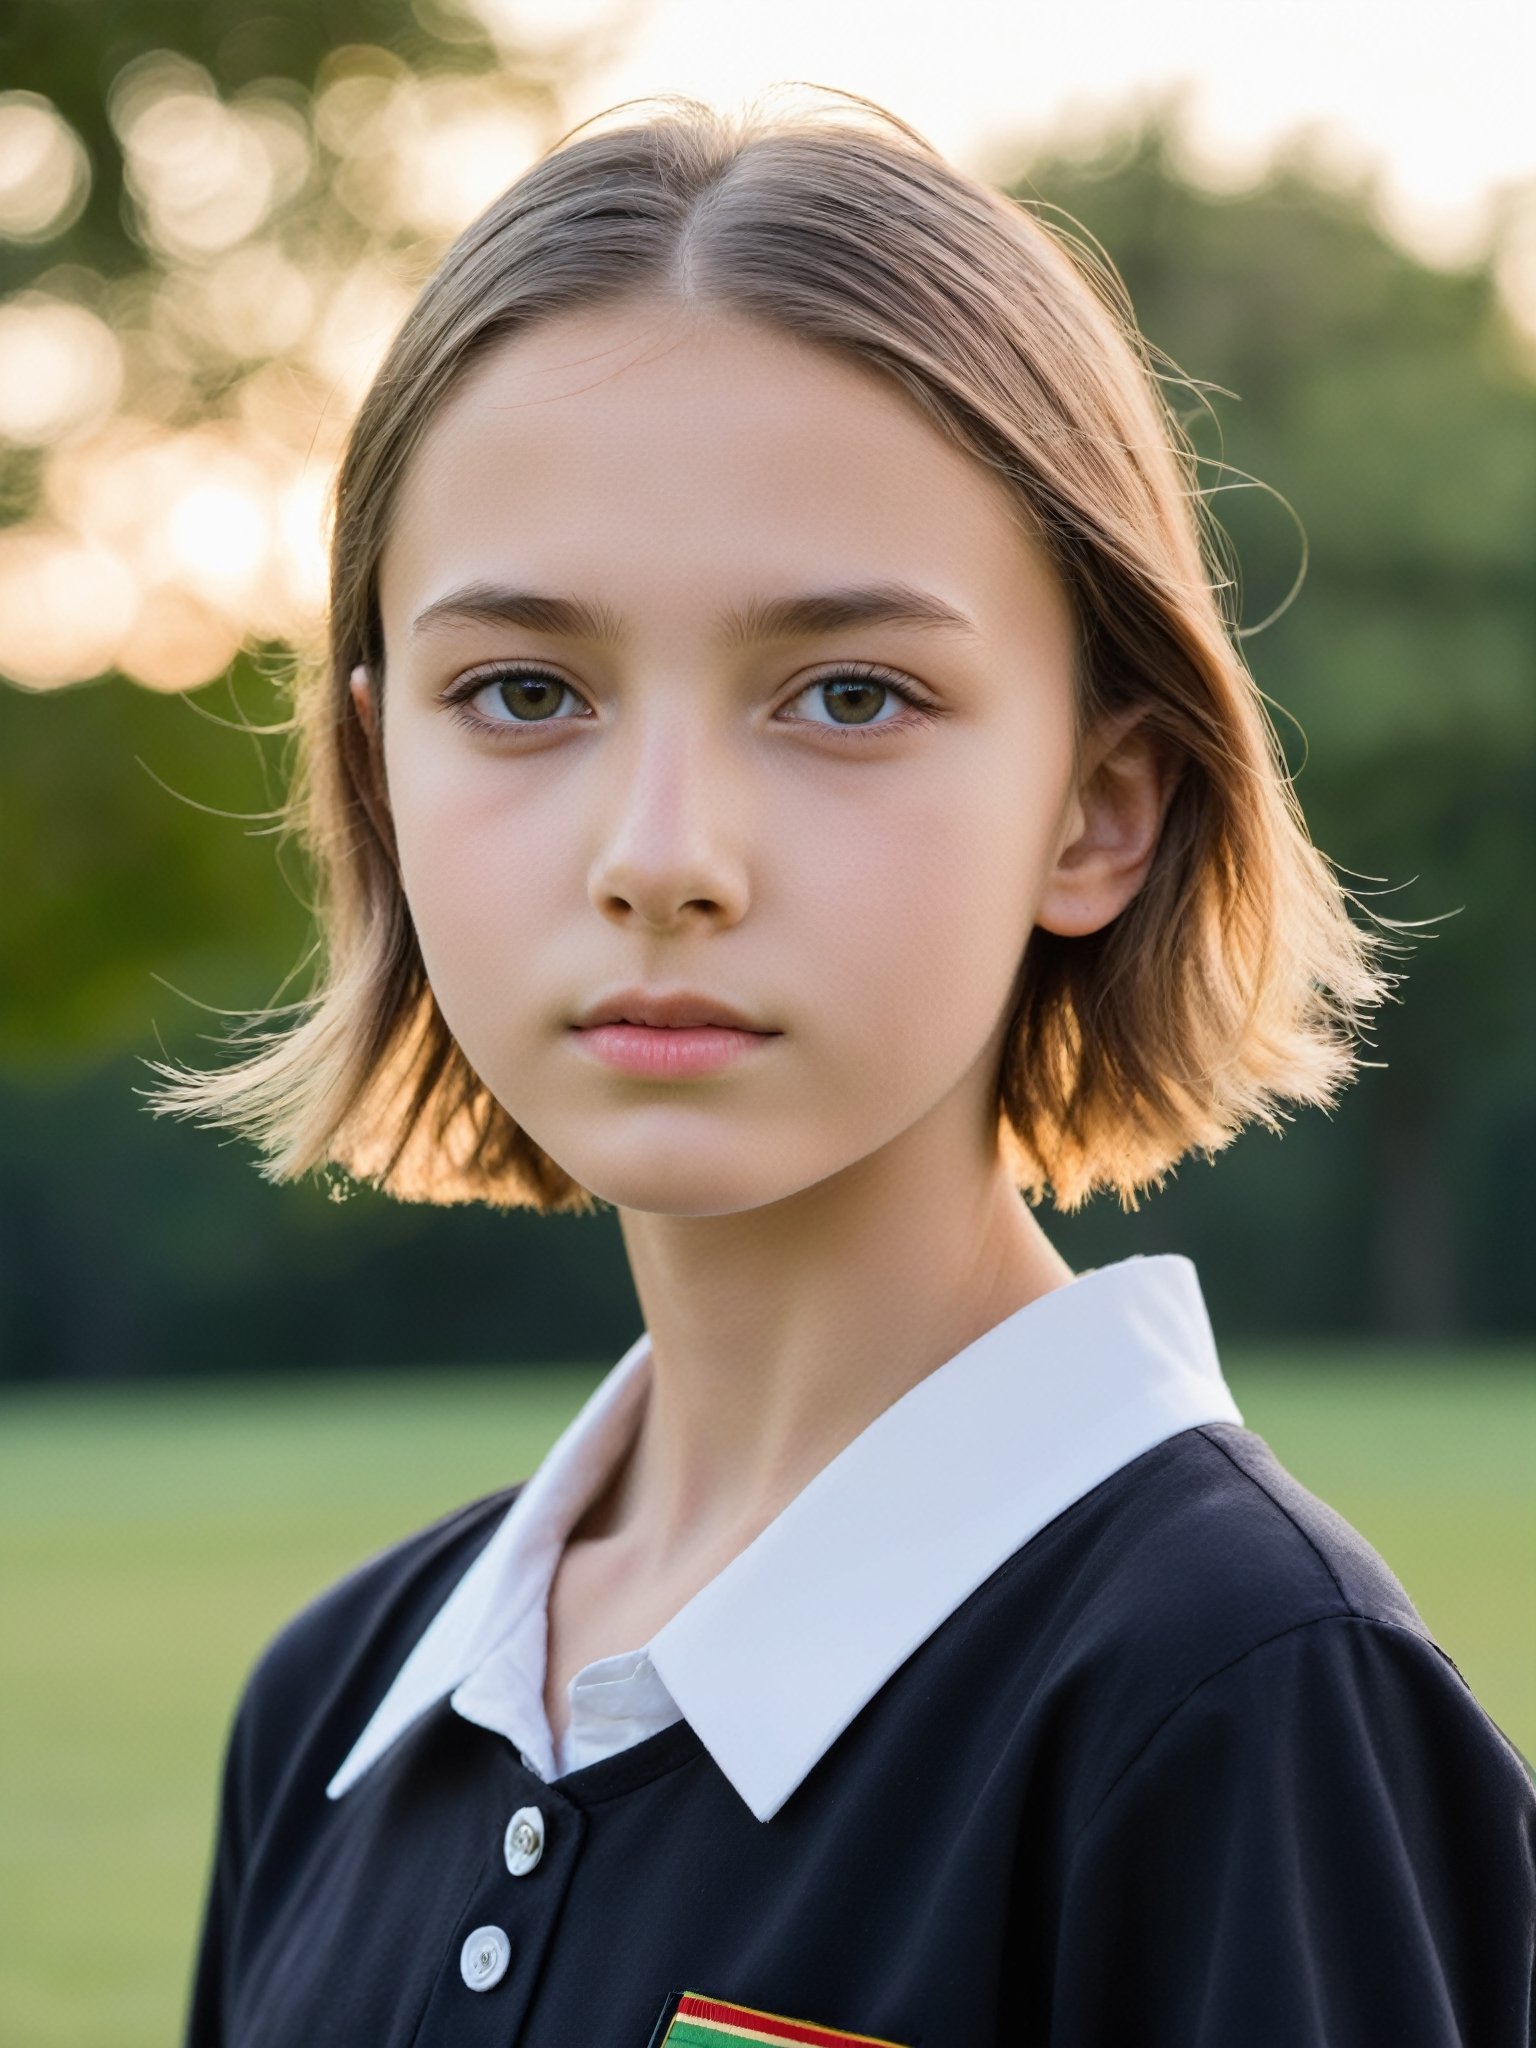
[1048,1615,1536,2047]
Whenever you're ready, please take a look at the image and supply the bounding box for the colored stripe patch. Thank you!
[661,1990,908,2048]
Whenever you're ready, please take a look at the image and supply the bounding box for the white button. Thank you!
[459,1925,511,1992]
[504,1804,546,1875]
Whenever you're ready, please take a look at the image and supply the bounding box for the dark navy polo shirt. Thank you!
[184,1420,1535,2046]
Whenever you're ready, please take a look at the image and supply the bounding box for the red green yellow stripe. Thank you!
[662,1990,908,2048]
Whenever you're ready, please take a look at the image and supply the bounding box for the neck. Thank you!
[592,1102,1074,1575]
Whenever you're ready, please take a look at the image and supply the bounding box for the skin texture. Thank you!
[355,300,1178,1742]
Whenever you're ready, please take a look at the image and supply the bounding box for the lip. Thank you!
[569,988,780,1081]
[573,987,775,1032]
[571,1021,777,1080]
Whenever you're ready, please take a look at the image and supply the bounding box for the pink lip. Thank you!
[571,1022,777,1079]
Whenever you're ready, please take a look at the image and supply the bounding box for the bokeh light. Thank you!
[0,296,124,445]
[0,37,565,689]
[115,585,243,692]
[112,57,281,259]
[0,92,92,242]
[175,242,319,362]
[391,73,545,235]
[166,478,271,605]
[0,526,138,688]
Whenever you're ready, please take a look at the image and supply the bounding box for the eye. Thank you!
[781,665,939,736]
[443,664,589,730]
[439,659,940,740]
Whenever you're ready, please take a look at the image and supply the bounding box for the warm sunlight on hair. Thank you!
[141,87,1406,1215]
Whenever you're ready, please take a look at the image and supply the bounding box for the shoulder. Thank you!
[1013,1421,1532,1814]
[1100,1418,1430,1642]
[221,1484,521,1839]
[1174,1420,1426,1629]
[1024,1427,1536,2042]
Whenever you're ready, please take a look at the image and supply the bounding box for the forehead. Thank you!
[379,300,1064,646]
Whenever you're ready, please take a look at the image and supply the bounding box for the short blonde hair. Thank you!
[145,88,1405,1214]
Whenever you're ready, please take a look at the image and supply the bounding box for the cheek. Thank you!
[785,754,1052,1068]
[386,744,559,1024]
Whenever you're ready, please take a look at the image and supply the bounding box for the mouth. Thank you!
[569,1018,779,1080]
[572,988,779,1034]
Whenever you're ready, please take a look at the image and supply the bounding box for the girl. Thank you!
[154,88,1533,2047]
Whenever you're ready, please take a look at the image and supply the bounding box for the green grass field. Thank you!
[2,1351,1532,2046]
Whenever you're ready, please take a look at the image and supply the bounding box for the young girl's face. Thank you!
[367,299,1098,1218]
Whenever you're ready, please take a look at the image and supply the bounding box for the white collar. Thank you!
[326,1253,1240,1821]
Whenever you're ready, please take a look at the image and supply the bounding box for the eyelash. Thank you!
[438,661,943,743]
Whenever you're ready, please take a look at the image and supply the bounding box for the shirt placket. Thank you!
[408,1778,589,2044]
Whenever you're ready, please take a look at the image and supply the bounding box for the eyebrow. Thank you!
[408,580,982,647]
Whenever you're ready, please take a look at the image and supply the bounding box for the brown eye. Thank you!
[492,674,568,721]
[785,667,933,735]
[443,666,589,732]
[819,677,890,725]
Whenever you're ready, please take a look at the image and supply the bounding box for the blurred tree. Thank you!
[0,0,643,689]
[0,657,309,1060]
[4,0,497,285]
[1007,112,1535,1335]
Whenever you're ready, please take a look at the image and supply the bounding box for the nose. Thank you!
[586,708,751,935]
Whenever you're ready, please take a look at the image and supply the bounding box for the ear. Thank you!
[1035,703,1183,938]
[350,663,378,742]
[347,663,402,873]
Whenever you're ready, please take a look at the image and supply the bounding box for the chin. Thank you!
[574,1167,794,1220]
[547,1134,836,1220]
